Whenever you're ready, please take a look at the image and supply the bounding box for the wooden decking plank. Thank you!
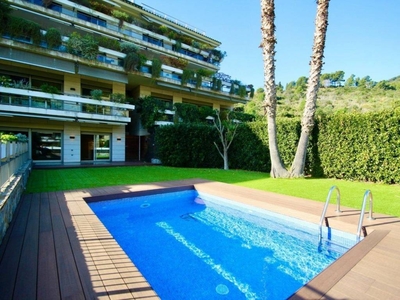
[289,229,390,299]
[37,192,60,300]
[13,193,41,299]
[0,193,25,260]
[0,194,32,299]
[48,191,85,300]
[56,191,96,299]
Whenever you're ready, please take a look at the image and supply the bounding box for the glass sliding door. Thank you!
[95,134,110,160]
[81,134,94,161]
[81,134,110,161]
[32,131,62,161]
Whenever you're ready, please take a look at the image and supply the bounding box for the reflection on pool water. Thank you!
[88,189,358,300]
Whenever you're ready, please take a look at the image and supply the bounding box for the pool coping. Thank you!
[84,181,395,299]
[79,179,400,299]
[3,178,398,299]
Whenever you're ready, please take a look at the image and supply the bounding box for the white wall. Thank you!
[112,126,125,162]
[63,123,81,163]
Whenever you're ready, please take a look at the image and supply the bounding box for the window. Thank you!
[143,35,163,47]
[32,132,62,161]
[77,12,106,27]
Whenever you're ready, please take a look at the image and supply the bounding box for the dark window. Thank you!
[77,12,106,27]
[143,35,163,47]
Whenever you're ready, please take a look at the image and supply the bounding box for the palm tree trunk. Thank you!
[291,0,330,177]
[261,0,289,178]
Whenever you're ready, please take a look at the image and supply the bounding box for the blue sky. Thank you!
[139,1,400,89]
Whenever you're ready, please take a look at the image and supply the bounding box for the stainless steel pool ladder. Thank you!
[319,185,341,241]
[356,190,374,241]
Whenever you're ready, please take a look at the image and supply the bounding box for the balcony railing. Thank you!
[20,0,215,65]
[0,142,29,190]
[0,87,135,120]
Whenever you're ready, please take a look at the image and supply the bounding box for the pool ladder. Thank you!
[318,186,341,241]
[356,190,374,241]
[319,186,375,242]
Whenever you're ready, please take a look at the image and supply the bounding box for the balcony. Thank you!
[0,87,135,125]
[16,0,218,68]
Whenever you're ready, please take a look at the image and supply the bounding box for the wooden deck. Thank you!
[0,179,399,299]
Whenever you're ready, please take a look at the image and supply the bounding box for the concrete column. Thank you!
[112,82,126,95]
[173,95,182,104]
[64,74,81,96]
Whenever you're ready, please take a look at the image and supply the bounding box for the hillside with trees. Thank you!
[243,72,400,119]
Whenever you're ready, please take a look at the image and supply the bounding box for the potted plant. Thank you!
[110,93,126,103]
[45,28,62,49]
[151,58,162,79]
[112,10,130,28]
[90,89,103,100]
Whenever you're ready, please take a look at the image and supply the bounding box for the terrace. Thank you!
[0,87,134,125]
[0,179,399,299]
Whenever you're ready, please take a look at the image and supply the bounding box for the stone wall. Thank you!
[0,160,31,245]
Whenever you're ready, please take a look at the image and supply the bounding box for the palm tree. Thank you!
[260,0,289,178]
[290,0,330,176]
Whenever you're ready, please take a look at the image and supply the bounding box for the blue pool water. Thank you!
[88,189,357,299]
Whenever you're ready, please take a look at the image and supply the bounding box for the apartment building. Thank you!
[0,0,252,165]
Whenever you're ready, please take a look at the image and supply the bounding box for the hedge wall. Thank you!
[318,109,400,183]
[154,108,400,183]
[155,123,220,168]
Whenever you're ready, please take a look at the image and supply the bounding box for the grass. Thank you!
[26,166,400,217]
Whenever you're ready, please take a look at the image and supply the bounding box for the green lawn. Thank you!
[26,166,400,217]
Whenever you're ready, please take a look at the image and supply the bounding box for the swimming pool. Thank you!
[88,189,358,299]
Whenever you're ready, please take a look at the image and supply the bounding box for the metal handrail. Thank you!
[356,190,375,240]
[319,186,341,240]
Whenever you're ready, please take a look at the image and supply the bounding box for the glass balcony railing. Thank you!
[1,31,251,99]
[0,89,133,118]
[21,0,213,65]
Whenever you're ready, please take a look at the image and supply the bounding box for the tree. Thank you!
[0,0,11,33]
[345,74,356,87]
[213,110,240,170]
[331,70,345,85]
[290,0,330,177]
[260,0,331,178]
[359,75,375,89]
[375,80,396,91]
[261,0,289,177]
[295,76,308,94]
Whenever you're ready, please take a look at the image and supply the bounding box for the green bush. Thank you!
[155,123,220,168]
[318,109,400,183]
[154,108,400,183]
[98,36,121,51]
[229,123,270,172]
[45,28,62,49]
[66,32,99,60]
[151,58,162,78]
[7,17,42,45]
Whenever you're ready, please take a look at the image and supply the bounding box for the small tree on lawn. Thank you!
[213,110,240,170]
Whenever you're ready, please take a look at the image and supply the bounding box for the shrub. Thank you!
[7,17,42,45]
[318,109,400,183]
[151,58,162,78]
[66,32,99,60]
[90,89,103,100]
[40,83,60,94]
[98,36,120,51]
[45,28,62,49]
[181,69,194,86]
[110,93,125,103]
[120,41,138,54]
[155,123,220,168]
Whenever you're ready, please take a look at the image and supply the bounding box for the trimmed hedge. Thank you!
[154,109,400,183]
[155,123,220,168]
[318,109,400,183]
